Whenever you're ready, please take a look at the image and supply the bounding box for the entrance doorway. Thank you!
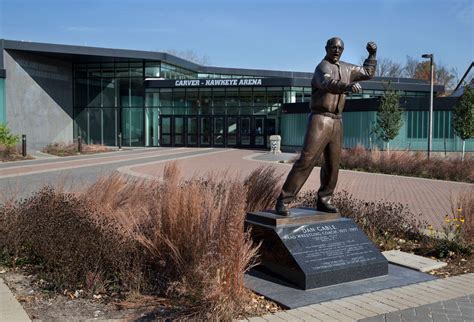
[159,115,267,148]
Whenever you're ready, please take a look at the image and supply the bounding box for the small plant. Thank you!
[0,123,19,148]
[426,207,472,259]
[43,142,111,156]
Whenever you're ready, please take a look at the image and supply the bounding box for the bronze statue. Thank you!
[276,37,377,216]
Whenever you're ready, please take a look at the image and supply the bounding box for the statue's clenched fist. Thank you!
[346,82,362,93]
[366,42,377,55]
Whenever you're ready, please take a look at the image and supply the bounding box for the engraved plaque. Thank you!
[246,210,388,289]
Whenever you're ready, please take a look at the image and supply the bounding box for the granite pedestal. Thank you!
[245,208,388,290]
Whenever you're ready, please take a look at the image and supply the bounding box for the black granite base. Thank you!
[245,264,437,309]
[246,210,388,289]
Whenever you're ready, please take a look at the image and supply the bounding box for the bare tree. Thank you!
[375,58,403,77]
[163,48,210,65]
[403,56,419,78]
[436,65,458,91]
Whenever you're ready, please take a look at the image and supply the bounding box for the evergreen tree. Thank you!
[374,82,403,152]
[452,85,474,161]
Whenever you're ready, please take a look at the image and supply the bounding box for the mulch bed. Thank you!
[1,253,471,321]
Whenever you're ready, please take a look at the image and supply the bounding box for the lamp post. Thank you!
[422,54,434,159]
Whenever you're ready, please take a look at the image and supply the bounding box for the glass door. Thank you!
[226,116,238,147]
[174,116,184,146]
[254,116,266,147]
[186,116,198,146]
[200,116,212,147]
[213,116,225,146]
[159,116,172,146]
[240,116,251,147]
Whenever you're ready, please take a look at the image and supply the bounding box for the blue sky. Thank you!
[1,0,472,78]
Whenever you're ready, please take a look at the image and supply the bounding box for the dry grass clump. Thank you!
[42,142,111,156]
[290,145,473,182]
[454,189,474,244]
[0,145,33,161]
[0,163,282,319]
[0,186,141,292]
[293,190,425,243]
[339,146,474,183]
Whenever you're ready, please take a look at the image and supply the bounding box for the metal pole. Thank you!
[22,134,27,157]
[78,135,82,153]
[118,132,122,150]
[428,55,434,159]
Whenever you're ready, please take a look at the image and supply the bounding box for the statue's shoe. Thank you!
[275,200,290,216]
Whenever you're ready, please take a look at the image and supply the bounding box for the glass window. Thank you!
[115,63,129,77]
[101,63,114,78]
[130,78,144,106]
[74,78,88,107]
[145,90,160,107]
[173,88,186,107]
[226,88,239,107]
[74,64,87,78]
[130,62,143,77]
[145,62,160,77]
[74,108,88,142]
[103,108,117,146]
[88,64,101,78]
[253,88,266,106]
[122,108,144,146]
[89,108,102,144]
[267,87,283,107]
[159,89,173,107]
[102,78,115,107]
[239,87,252,106]
[117,78,130,107]
[199,88,212,114]
[212,88,226,107]
[186,88,199,113]
[88,78,102,107]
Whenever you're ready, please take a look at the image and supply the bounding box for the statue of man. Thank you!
[276,37,377,216]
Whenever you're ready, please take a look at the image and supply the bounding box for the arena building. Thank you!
[0,39,470,152]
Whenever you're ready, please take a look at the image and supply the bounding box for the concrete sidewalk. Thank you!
[0,278,30,322]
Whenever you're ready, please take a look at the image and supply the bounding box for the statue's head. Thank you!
[325,37,344,63]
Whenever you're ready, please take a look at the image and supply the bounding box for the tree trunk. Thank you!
[387,141,390,154]
[462,140,465,162]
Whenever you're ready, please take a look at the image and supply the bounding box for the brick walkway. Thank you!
[123,149,472,229]
[242,274,474,322]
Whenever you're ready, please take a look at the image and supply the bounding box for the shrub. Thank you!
[0,186,141,292]
[0,123,19,148]
[333,146,473,183]
[293,190,425,245]
[42,142,111,156]
[0,163,272,319]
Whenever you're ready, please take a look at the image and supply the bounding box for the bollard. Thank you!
[78,135,82,153]
[22,134,27,157]
[118,133,122,150]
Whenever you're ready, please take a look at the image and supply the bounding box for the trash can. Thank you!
[269,135,281,154]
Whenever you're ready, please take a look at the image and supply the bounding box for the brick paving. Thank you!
[124,149,472,229]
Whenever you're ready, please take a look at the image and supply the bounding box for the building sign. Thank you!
[146,77,295,88]
[174,78,263,87]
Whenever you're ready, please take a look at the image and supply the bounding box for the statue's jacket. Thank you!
[310,58,377,116]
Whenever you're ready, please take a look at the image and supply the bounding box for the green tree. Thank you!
[0,123,19,148]
[374,82,403,153]
[452,85,474,161]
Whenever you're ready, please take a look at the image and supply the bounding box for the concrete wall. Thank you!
[4,50,73,151]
